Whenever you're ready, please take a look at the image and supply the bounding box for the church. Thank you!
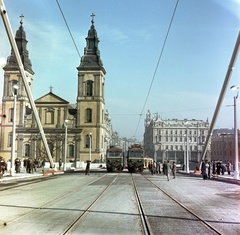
[0,15,112,165]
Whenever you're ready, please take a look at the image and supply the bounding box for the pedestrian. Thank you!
[212,160,216,176]
[23,158,28,172]
[216,160,221,175]
[172,161,176,179]
[85,160,91,175]
[59,158,62,170]
[0,156,7,177]
[163,161,166,175]
[226,161,231,175]
[165,160,171,181]
[152,161,156,175]
[15,157,21,173]
[202,160,209,180]
[220,161,226,175]
[148,162,152,174]
[42,159,46,173]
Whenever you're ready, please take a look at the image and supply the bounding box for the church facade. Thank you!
[0,16,112,165]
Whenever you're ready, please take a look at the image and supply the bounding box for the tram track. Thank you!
[138,174,222,235]
[131,174,152,235]
[61,173,119,234]
[0,173,109,229]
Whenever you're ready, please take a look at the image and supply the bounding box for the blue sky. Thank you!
[0,0,240,141]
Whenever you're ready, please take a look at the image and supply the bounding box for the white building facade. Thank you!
[144,110,210,169]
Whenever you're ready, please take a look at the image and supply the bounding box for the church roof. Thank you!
[3,16,34,74]
[35,92,69,104]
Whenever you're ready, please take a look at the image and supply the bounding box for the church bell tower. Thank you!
[77,14,106,162]
[0,16,34,160]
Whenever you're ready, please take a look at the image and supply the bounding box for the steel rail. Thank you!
[142,174,222,235]
[0,174,108,228]
[131,174,153,235]
[62,174,119,235]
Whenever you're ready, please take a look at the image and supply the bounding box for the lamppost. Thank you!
[230,85,239,179]
[89,133,92,161]
[63,120,68,171]
[185,122,190,173]
[10,80,19,176]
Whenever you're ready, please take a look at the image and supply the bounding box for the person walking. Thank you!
[172,161,176,179]
[226,161,231,175]
[59,158,62,170]
[15,157,21,173]
[166,160,171,181]
[85,160,91,175]
[202,160,209,180]
[41,159,46,174]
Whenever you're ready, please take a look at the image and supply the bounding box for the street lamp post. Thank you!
[230,85,239,179]
[63,120,68,171]
[89,133,92,161]
[184,122,190,173]
[10,80,19,176]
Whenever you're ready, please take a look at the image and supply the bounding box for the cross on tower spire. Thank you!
[20,14,24,25]
[91,13,95,25]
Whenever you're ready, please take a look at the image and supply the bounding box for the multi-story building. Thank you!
[211,128,239,165]
[0,16,113,165]
[144,110,210,168]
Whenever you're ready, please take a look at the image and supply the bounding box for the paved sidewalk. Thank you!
[0,167,64,182]
[179,170,240,185]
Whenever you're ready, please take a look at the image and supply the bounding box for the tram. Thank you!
[106,145,124,172]
[126,144,144,173]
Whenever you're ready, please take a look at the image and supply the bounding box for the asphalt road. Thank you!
[0,170,239,235]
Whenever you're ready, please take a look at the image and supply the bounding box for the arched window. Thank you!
[85,108,92,123]
[86,80,93,96]
[25,144,30,156]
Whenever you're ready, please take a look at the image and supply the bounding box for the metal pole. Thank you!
[186,126,189,173]
[64,121,68,171]
[89,134,92,161]
[200,31,240,164]
[233,96,239,179]
[0,0,54,167]
[10,94,17,176]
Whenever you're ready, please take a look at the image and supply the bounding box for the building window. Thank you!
[69,144,74,158]
[45,110,54,124]
[86,80,93,96]
[9,108,14,122]
[25,144,30,156]
[85,135,91,148]
[8,133,12,147]
[85,108,92,123]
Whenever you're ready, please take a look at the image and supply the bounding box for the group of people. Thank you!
[148,160,177,181]
[201,159,232,180]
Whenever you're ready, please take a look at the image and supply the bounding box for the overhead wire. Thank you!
[133,0,180,138]
[56,0,81,59]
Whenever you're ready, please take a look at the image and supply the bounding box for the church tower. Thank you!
[0,16,34,160]
[77,14,106,162]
